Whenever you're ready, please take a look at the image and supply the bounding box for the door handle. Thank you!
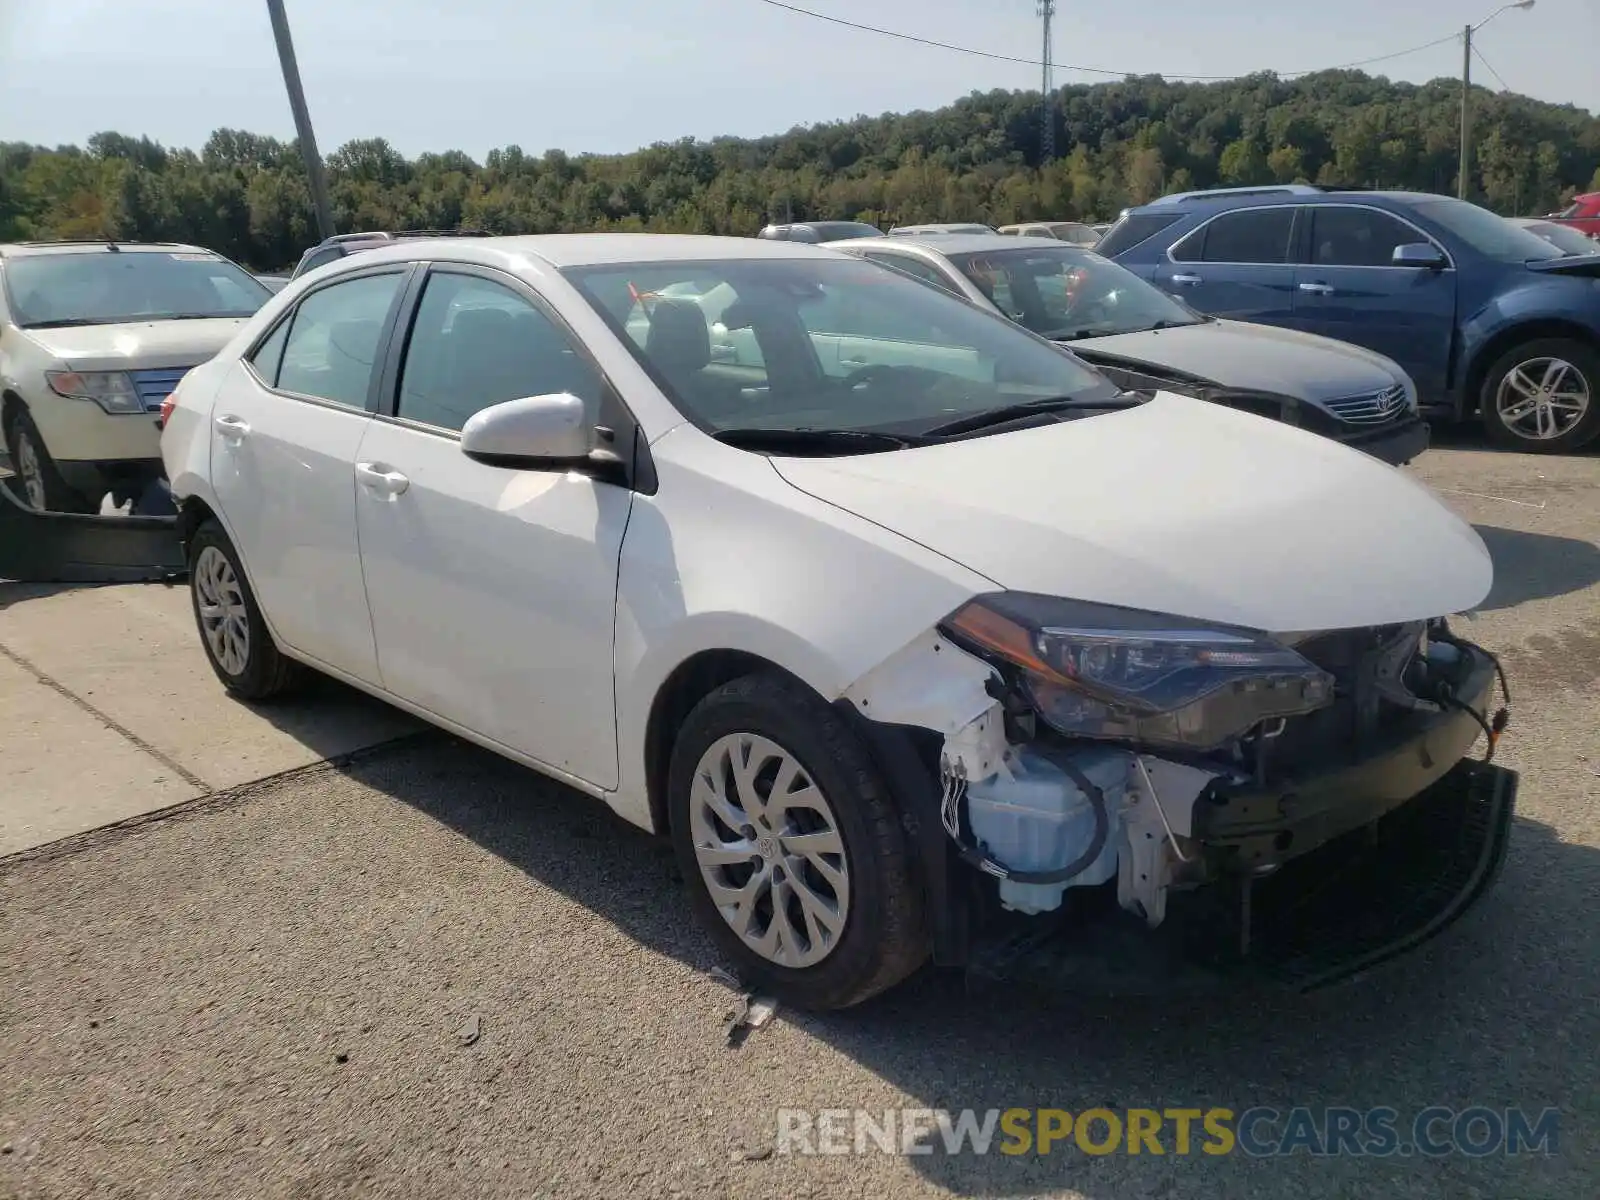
[1170,273,1203,285]
[1298,281,1335,295]
[213,414,250,439]
[355,462,410,496]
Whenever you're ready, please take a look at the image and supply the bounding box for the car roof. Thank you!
[0,240,214,258]
[844,232,1092,256]
[314,233,843,273]
[1131,188,1444,216]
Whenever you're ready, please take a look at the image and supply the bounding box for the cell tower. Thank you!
[1038,0,1056,163]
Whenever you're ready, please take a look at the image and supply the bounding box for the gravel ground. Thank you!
[2,442,1598,1200]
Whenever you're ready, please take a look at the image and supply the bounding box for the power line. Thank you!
[748,0,1465,85]
[1471,43,1513,92]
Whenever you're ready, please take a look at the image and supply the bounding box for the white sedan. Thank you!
[162,234,1516,1008]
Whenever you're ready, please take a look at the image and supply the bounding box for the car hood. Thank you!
[1068,319,1402,402]
[22,318,248,369]
[771,392,1490,633]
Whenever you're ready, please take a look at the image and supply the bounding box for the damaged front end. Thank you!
[838,597,1517,995]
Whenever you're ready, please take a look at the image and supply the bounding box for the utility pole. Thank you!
[1458,24,1472,200]
[265,0,335,242]
[1037,0,1056,164]
[1459,2,1536,202]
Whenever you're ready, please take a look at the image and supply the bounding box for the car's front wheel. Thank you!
[668,672,927,1010]
[1480,338,1600,452]
[5,408,96,513]
[188,520,304,701]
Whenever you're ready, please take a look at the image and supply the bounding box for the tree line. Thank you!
[2,70,1598,271]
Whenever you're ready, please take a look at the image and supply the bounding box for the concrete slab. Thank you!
[0,580,421,801]
[0,652,200,854]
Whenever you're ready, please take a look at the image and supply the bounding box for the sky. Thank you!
[1,0,1596,162]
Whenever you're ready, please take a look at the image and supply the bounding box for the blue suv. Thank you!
[1101,185,1600,453]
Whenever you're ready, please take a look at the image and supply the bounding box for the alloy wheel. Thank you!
[15,431,46,510]
[688,732,851,969]
[1495,356,1591,441]
[194,545,250,675]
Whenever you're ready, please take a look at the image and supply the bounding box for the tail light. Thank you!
[158,392,178,429]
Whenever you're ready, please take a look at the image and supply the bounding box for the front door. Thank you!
[1150,205,1299,325]
[1291,205,1458,401]
[209,268,408,683]
[353,265,632,788]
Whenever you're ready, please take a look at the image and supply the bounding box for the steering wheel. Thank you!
[840,363,902,391]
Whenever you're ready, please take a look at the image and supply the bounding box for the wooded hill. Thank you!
[3,70,1597,270]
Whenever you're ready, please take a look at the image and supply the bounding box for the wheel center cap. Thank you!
[757,835,778,859]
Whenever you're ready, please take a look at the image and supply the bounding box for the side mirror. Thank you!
[459,393,594,465]
[1392,242,1447,269]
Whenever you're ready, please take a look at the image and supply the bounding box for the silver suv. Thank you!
[0,240,271,512]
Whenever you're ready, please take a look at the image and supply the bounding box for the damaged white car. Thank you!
[161,234,1517,1010]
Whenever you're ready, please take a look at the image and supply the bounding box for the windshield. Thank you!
[5,250,271,328]
[1517,221,1600,257]
[568,257,1120,439]
[1410,199,1564,263]
[946,245,1204,340]
[811,223,883,242]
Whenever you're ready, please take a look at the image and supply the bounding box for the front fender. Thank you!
[1455,278,1600,406]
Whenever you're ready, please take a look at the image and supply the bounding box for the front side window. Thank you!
[1309,207,1425,267]
[4,250,272,329]
[947,245,1204,341]
[397,272,601,432]
[275,272,403,408]
[1187,208,1296,264]
[567,257,1119,438]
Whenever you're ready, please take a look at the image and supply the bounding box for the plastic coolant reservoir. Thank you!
[965,746,1128,915]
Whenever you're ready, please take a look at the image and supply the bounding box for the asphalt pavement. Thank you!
[2,441,1597,1199]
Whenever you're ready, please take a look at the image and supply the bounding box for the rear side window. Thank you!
[1308,207,1420,267]
[859,252,963,296]
[1094,211,1183,258]
[1178,208,1296,264]
[276,272,403,408]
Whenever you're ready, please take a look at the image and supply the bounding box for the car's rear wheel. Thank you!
[5,409,96,513]
[188,520,304,701]
[1480,338,1600,452]
[668,671,927,1010]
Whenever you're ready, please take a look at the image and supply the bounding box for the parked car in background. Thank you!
[1101,187,1600,452]
[998,222,1101,246]
[1543,192,1600,239]
[1507,217,1600,257]
[836,233,1428,465]
[755,221,882,244]
[290,229,491,280]
[0,239,272,512]
[254,273,291,293]
[162,232,1515,1010]
[887,223,996,236]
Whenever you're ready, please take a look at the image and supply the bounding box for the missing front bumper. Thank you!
[966,758,1517,995]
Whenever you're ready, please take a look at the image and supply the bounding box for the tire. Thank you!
[1480,337,1600,453]
[187,520,304,701]
[668,671,928,1010]
[5,408,96,513]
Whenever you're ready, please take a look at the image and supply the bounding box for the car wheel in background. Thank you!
[1480,338,1600,453]
[668,671,927,1010]
[4,408,96,513]
[188,520,304,701]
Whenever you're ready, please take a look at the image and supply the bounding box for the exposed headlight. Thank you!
[941,593,1334,752]
[45,370,143,414]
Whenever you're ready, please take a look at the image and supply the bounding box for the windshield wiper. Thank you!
[20,317,117,329]
[711,427,927,455]
[920,393,1136,438]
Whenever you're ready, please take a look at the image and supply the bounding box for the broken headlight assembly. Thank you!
[940,592,1336,752]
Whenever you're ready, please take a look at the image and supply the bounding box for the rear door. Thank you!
[208,266,409,684]
[1291,204,1457,398]
[1150,205,1299,324]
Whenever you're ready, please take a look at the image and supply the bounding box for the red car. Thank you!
[1546,191,1600,239]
